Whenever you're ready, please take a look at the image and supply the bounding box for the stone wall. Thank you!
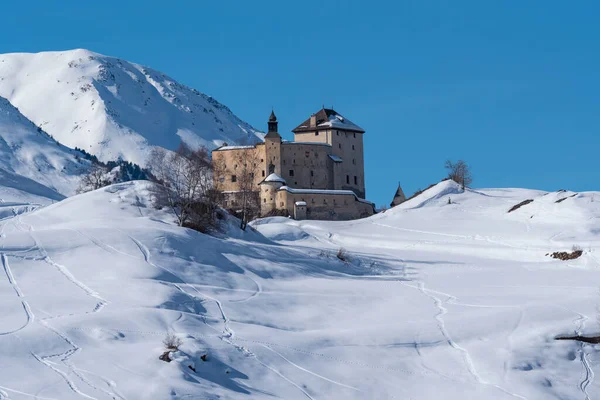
[280,142,333,190]
[275,188,374,221]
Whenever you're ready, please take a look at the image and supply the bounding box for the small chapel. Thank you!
[212,108,375,220]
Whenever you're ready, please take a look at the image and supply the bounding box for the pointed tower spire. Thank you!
[265,109,281,139]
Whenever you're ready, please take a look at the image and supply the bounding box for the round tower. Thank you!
[259,173,286,215]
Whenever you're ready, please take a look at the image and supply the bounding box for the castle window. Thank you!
[352,145,355,150]
[338,144,341,149]
[262,170,265,177]
[354,133,356,138]
[283,159,286,165]
[324,199,327,204]
[310,170,314,177]
[336,131,339,136]
[289,170,294,176]
[231,175,237,182]
[354,176,358,185]
[353,159,356,165]
[234,164,238,169]
[261,158,264,162]
[250,173,254,179]
[315,132,319,136]
[263,198,266,203]
[346,175,349,184]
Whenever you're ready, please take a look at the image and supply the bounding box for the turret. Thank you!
[265,110,280,139]
[259,173,286,215]
[390,183,407,207]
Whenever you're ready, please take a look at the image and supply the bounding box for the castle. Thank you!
[212,108,375,220]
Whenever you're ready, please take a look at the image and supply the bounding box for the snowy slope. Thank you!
[0,96,89,197]
[0,49,264,166]
[1,180,599,399]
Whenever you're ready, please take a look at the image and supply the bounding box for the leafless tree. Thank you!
[444,159,473,190]
[149,143,214,227]
[232,151,260,230]
[77,164,111,194]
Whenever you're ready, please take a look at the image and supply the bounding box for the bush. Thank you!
[336,248,349,262]
[163,333,183,350]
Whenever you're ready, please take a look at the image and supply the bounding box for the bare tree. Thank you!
[77,164,111,193]
[149,143,214,227]
[444,159,473,190]
[232,151,260,230]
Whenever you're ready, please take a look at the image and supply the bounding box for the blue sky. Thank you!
[2,1,598,206]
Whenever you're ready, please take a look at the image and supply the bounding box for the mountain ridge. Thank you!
[0,49,264,166]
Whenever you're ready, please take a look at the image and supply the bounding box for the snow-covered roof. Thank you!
[263,173,286,184]
[295,201,307,206]
[282,141,332,147]
[278,186,374,206]
[293,108,365,133]
[329,155,343,162]
[214,145,256,151]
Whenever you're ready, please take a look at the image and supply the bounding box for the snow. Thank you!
[263,173,286,184]
[215,145,256,151]
[328,154,343,162]
[278,186,374,205]
[317,112,364,132]
[0,179,599,399]
[295,201,307,206]
[0,49,264,166]
[283,141,331,147]
[0,96,90,197]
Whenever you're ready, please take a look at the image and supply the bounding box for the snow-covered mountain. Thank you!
[0,49,263,166]
[1,179,599,399]
[0,96,89,198]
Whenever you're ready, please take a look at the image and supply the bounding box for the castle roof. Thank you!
[390,184,407,207]
[261,173,286,184]
[292,108,365,133]
[269,110,277,122]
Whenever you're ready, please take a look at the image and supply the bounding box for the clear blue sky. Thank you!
[2,1,598,206]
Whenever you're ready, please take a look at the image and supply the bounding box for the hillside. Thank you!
[0,96,90,198]
[0,49,264,166]
[0,180,598,399]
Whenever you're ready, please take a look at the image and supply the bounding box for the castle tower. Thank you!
[292,108,366,198]
[259,173,286,215]
[264,110,282,176]
[390,184,406,207]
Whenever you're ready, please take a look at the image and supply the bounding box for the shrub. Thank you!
[163,333,183,350]
[336,248,349,262]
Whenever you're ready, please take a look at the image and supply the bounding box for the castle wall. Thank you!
[275,188,374,221]
[293,128,365,198]
[212,144,267,193]
[280,142,333,190]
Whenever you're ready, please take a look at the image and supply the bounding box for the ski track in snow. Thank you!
[126,233,325,398]
[401,281,528,399]
[572,313,594,400]
[260,344,363,392]
[0,253,34,335]
[0,215,123,400]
